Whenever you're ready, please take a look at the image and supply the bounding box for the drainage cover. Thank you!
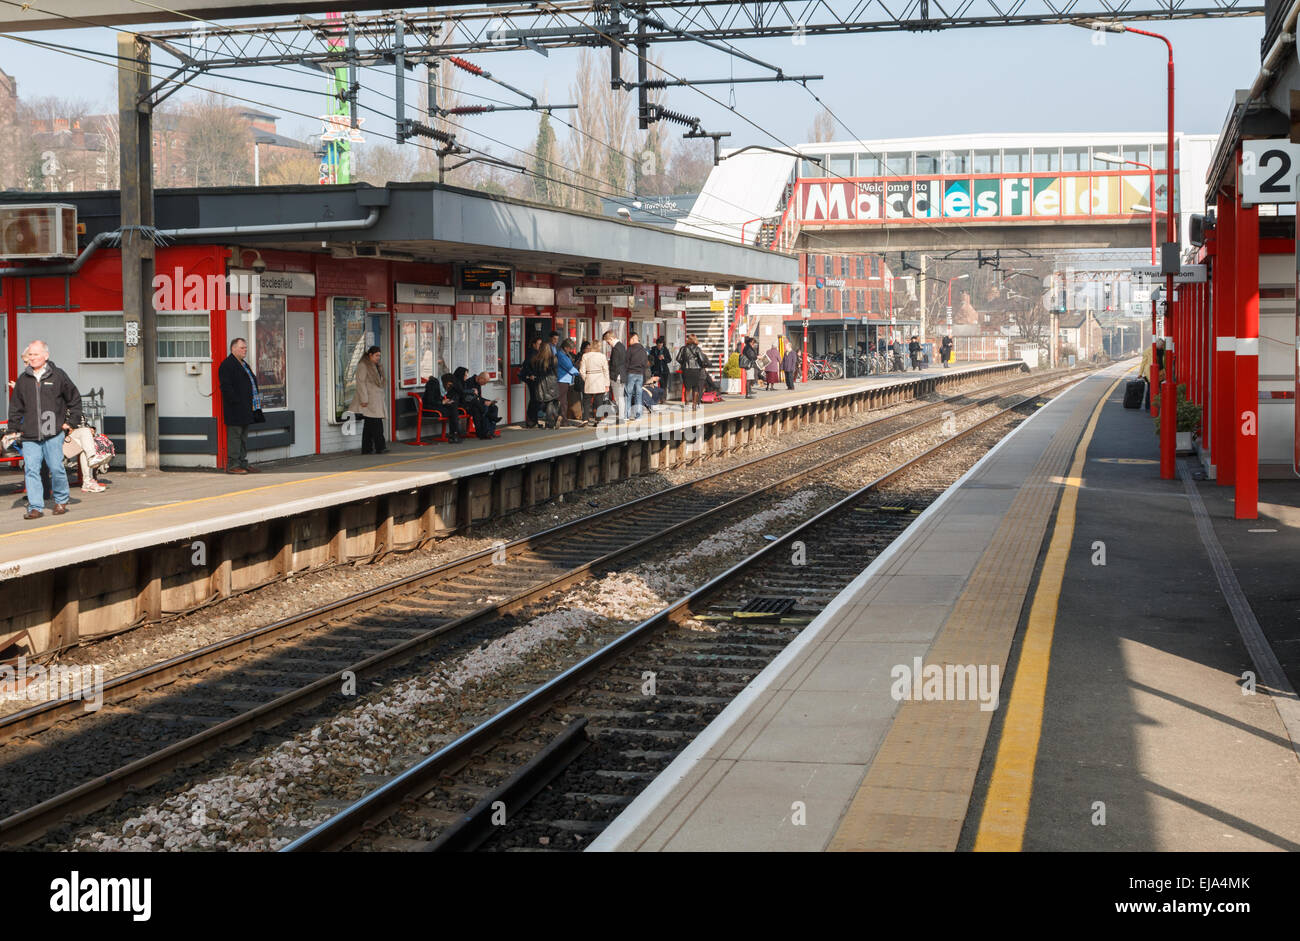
[733,596,797,620]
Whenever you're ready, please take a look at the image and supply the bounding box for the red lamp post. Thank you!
[1100,21,1177,479]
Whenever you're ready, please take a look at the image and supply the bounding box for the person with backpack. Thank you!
[676,334,710,411]
[532,343,562,428]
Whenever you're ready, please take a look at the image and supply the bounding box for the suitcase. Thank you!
[1123,379,1145,409]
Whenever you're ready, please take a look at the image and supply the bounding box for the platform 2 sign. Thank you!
[1242,140,1300,205]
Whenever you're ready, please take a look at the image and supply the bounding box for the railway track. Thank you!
[1,366,1085,849]
[284,376,1079,852]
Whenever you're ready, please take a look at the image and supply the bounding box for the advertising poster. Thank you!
[399,319,419,387]
[509,317,522,366]
[418,320,435,380]
[453,320,468,373]
[470,319,486,375]
[484,320,499,380]
[255,296,287,409]
[436,320,450,378]
[332,297,367,422]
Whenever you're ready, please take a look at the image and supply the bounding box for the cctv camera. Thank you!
[616,207,632,220]
[252,257,267,274]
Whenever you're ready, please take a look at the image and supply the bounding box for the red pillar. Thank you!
[1213,190,1236,485]
[1234,192,1259,519]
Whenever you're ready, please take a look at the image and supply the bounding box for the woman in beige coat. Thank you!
[349,345,388,454]
[578,341,610,425]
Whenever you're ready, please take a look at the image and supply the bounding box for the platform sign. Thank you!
[1242,141,1300,205]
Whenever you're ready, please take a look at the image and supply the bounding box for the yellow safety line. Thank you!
[0,427,591,541]
[972,372,1126,851]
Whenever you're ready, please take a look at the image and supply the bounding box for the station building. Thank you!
[0,182,793,469]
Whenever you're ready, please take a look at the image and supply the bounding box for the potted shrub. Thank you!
[1152,383,1202,453]
[722,353,743,394]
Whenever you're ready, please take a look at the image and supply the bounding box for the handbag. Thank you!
[252,408,267,424]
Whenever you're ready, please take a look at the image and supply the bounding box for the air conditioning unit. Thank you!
[0,204,77,259]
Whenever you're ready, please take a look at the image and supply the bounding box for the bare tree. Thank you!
[177,91,253,187]
[354,142,419,186]
[259,148,318,186]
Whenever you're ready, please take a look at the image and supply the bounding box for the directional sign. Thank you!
[1131,264,1206,284]
[1241,140,1300,205]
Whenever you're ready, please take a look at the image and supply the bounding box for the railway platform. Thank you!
[591,362,1300,852]
[0,361,1017,656]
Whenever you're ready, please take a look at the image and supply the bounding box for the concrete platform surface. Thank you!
[591,363,1300,852]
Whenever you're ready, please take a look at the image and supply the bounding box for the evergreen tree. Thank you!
[529,110,558,204]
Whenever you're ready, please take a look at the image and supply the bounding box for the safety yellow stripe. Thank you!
[972,373,1125,851]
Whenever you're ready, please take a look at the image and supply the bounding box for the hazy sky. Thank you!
[0,15,1266,162]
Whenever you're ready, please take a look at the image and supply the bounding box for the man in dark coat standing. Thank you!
[908,335,922,371]
[605,330,627,423]
[8,339,81,519]
[218,337,261,474]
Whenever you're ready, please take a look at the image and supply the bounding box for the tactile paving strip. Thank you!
[827,383,1106,852]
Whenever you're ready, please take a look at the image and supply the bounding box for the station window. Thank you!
[856,256,865,279]
[942,150,971,174]
[870,256,880,277]
[157,311,211,360]
[858,153,882,176]
[823,255,833,276]
[800,157,825,178]
[1092,146,1124,170]
[1122,145,1148,167]
[1151,144,1169,170]
[856,289,865,312]
[842,288,851,311]
[1002,149,1029,172]
[973,149,1000,174]
[828,291,838,313]
[828,153,854,178]
[871,289,881,311]
[1061,147,1088,172]
[915,152,940,175]
[885,153,911,175]
[1032,148,1060,172]
[84,313,125,360]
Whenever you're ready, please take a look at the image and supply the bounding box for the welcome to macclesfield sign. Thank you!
[798,171,1166,224]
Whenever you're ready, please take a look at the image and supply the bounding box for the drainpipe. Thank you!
[0,208,382,279]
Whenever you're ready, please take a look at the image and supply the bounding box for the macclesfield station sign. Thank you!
[798,171,1165,225]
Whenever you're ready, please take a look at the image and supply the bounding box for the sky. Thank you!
[0,14,1268,165]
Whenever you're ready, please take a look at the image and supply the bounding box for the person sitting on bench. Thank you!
[421,375,463,442]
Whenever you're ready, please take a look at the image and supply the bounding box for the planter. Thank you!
[1176,431,1193,453]
[722,378,742,394]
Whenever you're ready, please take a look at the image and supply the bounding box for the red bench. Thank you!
[406,392,469,444]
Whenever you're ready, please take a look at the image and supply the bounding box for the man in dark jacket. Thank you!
[649,336,672,388]
[908,335,922,371]
[605,330,627,423]
[217,337,261,474]
[8,339,81,519]
[625,332,649,420]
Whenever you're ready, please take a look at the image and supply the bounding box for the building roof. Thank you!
[0,181,797,287]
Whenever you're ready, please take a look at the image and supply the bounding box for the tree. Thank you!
[259,148,318,186]
[354,143,418,186]
[666,138,713,193]
[177,92,253,187]
[528,108,559,203]
[808,107,834,143]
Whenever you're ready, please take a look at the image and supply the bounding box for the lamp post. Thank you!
[946,273,970,329]
[1096,21,1178,479]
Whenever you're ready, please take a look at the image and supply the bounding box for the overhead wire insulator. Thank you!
[447,105,490,115]
[448,56,484,76]
[654,105,699,128]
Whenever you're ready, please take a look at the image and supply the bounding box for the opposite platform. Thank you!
[0,361,1019,655]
